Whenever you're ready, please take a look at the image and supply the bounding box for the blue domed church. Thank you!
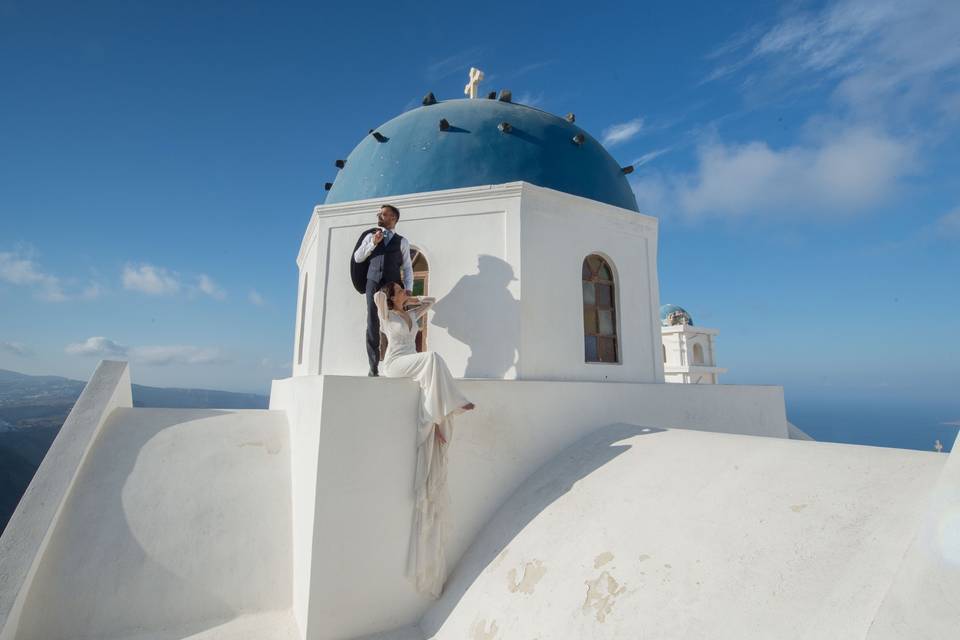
[290,92,663,383]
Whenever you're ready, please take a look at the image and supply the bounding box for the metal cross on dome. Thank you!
[464,67,484,99]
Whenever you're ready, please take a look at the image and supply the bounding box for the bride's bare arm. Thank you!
[373,291,389,323]
[405,297,436,320]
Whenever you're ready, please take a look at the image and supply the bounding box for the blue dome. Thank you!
[660,304,694,327]
[325,99,639,211]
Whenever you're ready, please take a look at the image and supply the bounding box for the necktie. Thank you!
[383,229,393,245]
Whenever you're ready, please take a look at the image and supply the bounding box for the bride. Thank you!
[373,281,475,598]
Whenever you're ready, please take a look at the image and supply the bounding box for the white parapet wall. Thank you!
[269,375,788,640]
[7,407,294,640]
[268,375,328,640]
[0,360,133,640]
[0,361,296,640]
[866,429,960,638]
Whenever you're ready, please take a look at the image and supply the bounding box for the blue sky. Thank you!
[1,0,958,411]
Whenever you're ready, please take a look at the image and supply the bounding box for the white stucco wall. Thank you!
[269,374,788,639]
[519,185,661,382]
[0,360,132,640]
[9,408,293,640]
[269,376,326,640]
[290,182,661,383]
[292,183,523,379]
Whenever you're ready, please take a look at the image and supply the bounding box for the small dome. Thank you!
[660,304,693,327]
[325,99,639,211]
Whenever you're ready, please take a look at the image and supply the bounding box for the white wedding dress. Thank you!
[373,292,471,598]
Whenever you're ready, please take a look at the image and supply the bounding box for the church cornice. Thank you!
[661,326,720,336]
[314,182,525,217]
[297,181,656,266]
[298,183,526,266]
[520,182,658,233]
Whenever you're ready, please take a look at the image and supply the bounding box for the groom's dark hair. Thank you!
[380,204,400,221]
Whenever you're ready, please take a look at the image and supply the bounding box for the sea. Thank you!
[787,397,960,453]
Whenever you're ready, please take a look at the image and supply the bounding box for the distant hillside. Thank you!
[0,368,268,533]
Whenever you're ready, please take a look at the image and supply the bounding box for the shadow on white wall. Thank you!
[17,410,239,639]
[432,255,520,378]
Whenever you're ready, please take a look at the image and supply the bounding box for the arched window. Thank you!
[380,249,430,359]
[582,254,618,363]
[411,249,429,353]
[693,343,705,365]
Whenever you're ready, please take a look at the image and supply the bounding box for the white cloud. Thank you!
[131,345,227,366]
[0,247,105,302]
[631,174,670,216]
[931,208,960,239]
[258,357,292,370]
[633,127,914,219]
[197,274,226,300]
[631,148,671,168]
[123,264,228,300]
[515,91,545,108]
[512,60,553,78]
[706,0,960,116]
[122,263,180,295]
[0,249,67,301]
[65,336,227,366]
[80,282,104,300]
[425,47,485,81]
[679,0,958,224]
[66,336,128,358]
[0,250,50,286]
[602,117,644,147]
[0,341,32,357]
[248,290,265,306]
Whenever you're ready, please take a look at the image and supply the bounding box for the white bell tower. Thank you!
[660,304,726,384]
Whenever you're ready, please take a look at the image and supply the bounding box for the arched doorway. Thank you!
[411,249,429,352]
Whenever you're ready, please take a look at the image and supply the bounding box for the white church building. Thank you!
[1,78,958,640]
[660,304,727,384]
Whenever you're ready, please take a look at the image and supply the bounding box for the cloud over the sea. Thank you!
[0,341,33,357]
[0,246,101,302]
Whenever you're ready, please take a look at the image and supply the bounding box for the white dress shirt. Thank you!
[353,229,414,291]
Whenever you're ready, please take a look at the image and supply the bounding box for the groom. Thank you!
[352,204,414,376]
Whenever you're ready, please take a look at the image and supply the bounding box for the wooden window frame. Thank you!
[582,255,619,364]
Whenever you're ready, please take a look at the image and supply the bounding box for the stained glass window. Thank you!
[412,249,429,353]
[582,255,618,363]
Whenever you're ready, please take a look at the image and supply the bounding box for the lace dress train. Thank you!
[373,292,471,598]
